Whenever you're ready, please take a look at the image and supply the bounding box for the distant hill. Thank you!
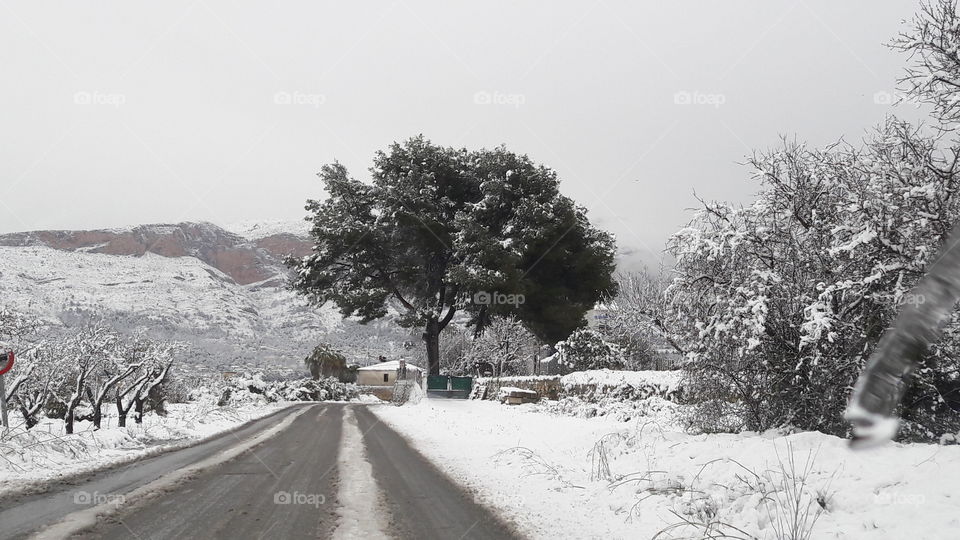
[0,221,312,286]
[0,221,413,376]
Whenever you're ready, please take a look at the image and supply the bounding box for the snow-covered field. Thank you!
[0,400,288,499]
[373,399,960,540]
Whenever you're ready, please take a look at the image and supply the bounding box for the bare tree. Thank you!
[0,308,48,428]
[135,356,174,424]
[602,269,683,369]
[893,0,960,130]
[8,342,62,429]
[87,347,140,429]
[61,324,116,434]
[465,316,538,376]
[116,336,176,427]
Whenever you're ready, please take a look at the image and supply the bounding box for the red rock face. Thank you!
[256,234,314,259]
[0,223,314,286]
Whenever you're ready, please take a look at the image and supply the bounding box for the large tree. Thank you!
[291,137,616,375]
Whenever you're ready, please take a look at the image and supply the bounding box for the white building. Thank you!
[356,360,422,387]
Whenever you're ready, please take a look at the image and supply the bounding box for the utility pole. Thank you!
[0,375,7,430]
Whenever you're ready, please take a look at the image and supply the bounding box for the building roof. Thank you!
[357,360,422,372]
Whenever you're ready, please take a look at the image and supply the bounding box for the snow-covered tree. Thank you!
[668,119,960,437]
[291,136,617,374]
[894,0,960,130]
[86,336,141,429]
[556,329,625,374]
[59,323,119,434]
[0,308,46,427]
[601,270,681,369]
[8,341,64,429]
[464,316,537,376]
[115,334,177,427]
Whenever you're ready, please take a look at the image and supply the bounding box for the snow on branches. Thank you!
[0,312,181,433]
[668,120,960,438]
[556,329,625,373]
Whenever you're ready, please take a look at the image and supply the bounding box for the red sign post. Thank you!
[0,351,13,430]
[0,350,14,375]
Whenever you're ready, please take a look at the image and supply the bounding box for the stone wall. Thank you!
[472,370,686,404]
[473,376,561,401]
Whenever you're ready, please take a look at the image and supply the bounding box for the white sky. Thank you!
[0,1,927,269]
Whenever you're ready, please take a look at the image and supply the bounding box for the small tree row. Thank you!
[1,312,179,433]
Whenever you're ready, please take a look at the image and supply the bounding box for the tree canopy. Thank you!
[290,136,617,374]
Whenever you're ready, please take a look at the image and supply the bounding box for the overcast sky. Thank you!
[0,1,927,269]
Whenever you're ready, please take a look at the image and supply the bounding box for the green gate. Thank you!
[426,375,473,398]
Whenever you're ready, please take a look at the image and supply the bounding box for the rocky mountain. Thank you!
[0,221,313,286]
[0,221,413,376]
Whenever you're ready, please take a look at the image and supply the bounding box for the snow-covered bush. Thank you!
[668,120,960,438]
[556,329,625,374]
[215,375,360,405]
[272,377,359,402]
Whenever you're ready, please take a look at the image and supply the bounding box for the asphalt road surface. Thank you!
[0,403,520,540]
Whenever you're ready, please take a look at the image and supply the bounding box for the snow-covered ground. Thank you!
[373,399,960,540]
[0,400,288,499]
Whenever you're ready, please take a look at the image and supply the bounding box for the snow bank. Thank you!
[473,370,685,424]
[560,369,683,393]
[373,400,960,540]
[0,399,287,498]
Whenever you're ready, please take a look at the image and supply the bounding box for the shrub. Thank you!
[556,329,625,374]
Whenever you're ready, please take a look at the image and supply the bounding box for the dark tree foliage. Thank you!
[290,136,616,374]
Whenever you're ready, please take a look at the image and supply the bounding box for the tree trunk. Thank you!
[134,398,144,424]
[116,396,128,428]
[65,409,75,434]
[92,405,102,429]
[423,318,441,376]
[17,401,37,429]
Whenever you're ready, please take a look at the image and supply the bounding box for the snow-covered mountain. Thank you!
[0,221,412,375]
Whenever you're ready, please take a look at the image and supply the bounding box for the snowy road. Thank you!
[0,403,518,540]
